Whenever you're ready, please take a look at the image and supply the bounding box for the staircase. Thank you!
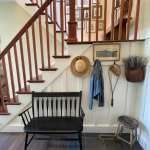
[0,0,143,129]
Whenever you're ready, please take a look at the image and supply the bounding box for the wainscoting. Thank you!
[46,42,144,132]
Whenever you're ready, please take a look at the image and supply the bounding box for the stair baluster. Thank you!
[134,0,140,40]
[60,0,65,56]
[0,0,63,114]
[126,0,132,40]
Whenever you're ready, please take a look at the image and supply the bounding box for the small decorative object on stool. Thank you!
[115,115,139,148]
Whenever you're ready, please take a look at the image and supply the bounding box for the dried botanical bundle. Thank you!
[124,56,148,70]
[124,56,148,82]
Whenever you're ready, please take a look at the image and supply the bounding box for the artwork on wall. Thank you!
[76,8,81,20]
[76,7,89,20]
[93,43,120,61]
[92,0,97,4]
[98,20,104,31]
[83,0,89,5]
[92,5,103,19]
[77,21,85,30]
[66,6,70,15]
[86,21,96,33]
[83,7,89,20]
[65,0,69,6]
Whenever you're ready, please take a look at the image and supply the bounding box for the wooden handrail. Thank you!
[0,0,71,113]
[0,0,52,60]
[28,0,62,32]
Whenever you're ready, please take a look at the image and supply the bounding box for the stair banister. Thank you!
[0,0,52,60]
[0,0,60,114]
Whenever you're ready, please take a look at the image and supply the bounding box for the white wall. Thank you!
[44,41,144,133]
[133,0,150,149]
[0,2,30,49]
[136,39,150,150]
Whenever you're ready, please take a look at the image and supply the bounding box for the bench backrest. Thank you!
[32,91,82,118]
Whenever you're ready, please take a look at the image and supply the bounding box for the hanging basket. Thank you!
[125,68,145,82]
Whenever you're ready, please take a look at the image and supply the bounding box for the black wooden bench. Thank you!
[19,91,85,150]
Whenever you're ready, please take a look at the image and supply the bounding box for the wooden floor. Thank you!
[0,133,143,150]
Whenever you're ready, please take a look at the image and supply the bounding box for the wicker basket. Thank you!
[125,68,145,82]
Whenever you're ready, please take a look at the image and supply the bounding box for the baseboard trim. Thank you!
[1,124,118,133]
[138,135,148,150]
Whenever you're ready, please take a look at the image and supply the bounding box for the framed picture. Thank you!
[66,6,70,15]
[77,21,85,30]
[92,5,103,19]
[83,7,89,20]
[76,8,81,20]
[93,43,120,61]
[65,0,69,6]
[98,20,104,31]
[92,0,97,4]
[83,0,89,5]
[86,21,96,33]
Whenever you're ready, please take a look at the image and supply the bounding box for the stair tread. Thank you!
[27,79,45,83]
[53,55,71,59]
[40,67,58,71]
[25,3,38,6]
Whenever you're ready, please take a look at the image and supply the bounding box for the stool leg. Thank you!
[135,129,138,142]
[116,123,121,138]
[130,129,133,150]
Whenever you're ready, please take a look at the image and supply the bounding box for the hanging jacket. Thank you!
[89,60,104,110]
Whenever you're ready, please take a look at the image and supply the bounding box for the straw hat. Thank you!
[109,63,121,76]
[70,56,91,77]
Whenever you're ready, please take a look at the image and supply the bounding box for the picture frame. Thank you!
[92,5,103,19]
[65,0,69,6]
[93,43,120,61]
[83,7,89,20]
[98,20,104,31]
[92,0,97,4]
[86,21,96,33]
[76,8,81,20]
[77,21,85,30]
[83,0,89,5]
[66,6,70,15]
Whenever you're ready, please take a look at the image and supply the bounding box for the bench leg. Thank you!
[25,133,28,150]
[78,132,83,150]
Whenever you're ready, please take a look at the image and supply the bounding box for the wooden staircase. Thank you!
[0,0,68,115]
[21,0,142,43]
[0,0,143,124]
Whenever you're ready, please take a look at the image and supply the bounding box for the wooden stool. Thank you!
[115,116,139,149]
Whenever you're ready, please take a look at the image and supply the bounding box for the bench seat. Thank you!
[25,117,83,133]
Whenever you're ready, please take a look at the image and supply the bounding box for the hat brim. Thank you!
[109,64,121,76]
[71,56,91,77]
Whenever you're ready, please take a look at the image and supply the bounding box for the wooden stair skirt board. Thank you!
[106,18,128,40]
[66,39,145,45]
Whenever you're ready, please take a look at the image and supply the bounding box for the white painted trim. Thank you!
[138,135,148,150]
[2,124,118,133]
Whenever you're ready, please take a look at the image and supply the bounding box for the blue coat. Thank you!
[89,60,104,109]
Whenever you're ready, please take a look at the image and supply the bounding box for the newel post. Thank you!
[67,0,77,43]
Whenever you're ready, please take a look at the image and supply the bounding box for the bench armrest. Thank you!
[19,106,32,126]
[80,107,85,118]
